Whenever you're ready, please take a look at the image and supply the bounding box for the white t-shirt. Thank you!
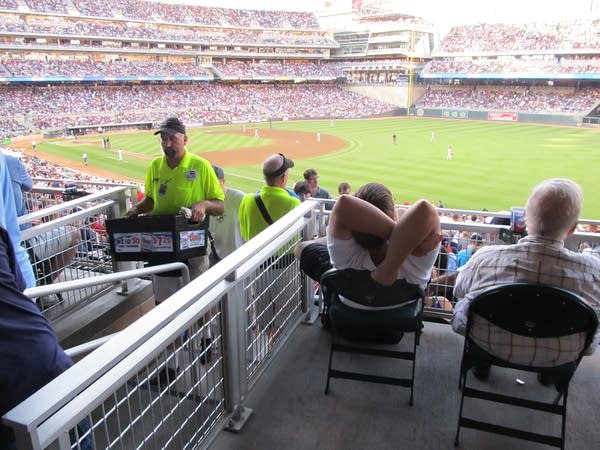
[326,231,439,310]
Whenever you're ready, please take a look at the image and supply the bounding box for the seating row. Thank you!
[320,268,597,450]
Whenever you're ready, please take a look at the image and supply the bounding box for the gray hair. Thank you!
[525,178,582,239]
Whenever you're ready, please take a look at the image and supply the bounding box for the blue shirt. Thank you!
[5,154,33,229]
[456,248,473,267]
[0,152,35,288]
[447,252,458,273]
[0,226,72,446]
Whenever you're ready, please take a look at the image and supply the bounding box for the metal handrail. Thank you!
[24,262,190,299]
[32,178,137,189]
[19,185,127,229]
[20,200,116,240]
[3,200,317,450]
[64,333,119,359]
[26,262,190,358]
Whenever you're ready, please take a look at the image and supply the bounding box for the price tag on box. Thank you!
[106,215,208,263]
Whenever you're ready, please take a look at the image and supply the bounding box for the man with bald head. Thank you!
[452,178,600,377]
[238,153,301,340]
[238,153,300,241]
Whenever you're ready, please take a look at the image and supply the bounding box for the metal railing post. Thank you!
[302,205,320,324]
[109,190,137,294]
[223,273,253,431]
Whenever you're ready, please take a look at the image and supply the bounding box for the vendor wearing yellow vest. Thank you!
[239,153,300,241]
[238,153,300,333]
[125,117,224,302]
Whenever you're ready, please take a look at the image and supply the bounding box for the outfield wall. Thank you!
[411,107,581,126]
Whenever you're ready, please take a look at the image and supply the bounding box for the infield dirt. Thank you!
[13,129,346,181]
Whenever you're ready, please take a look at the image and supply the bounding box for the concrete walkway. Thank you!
[210,320,600,450]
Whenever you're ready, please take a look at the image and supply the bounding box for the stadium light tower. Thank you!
[406,29,415,116]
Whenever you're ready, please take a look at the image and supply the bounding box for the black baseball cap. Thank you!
[154,117,186,135]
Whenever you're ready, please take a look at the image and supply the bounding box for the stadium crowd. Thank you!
[3,59,213,78]
[0,16,335,48]
[1,58,343,79]
[18,151,84,180]
[0,119,28,139]
[439,20,600,52]
[415,86,600,114]
[1,80,597,136]
[423,56,600,76]
[331,58,414,69]
[7,0,321,29]
[0,83,396,135]
[214,60,342,78]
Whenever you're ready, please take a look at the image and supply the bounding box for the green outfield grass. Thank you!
[36,118,600,218]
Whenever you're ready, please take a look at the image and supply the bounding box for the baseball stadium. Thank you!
[1,0,600,449]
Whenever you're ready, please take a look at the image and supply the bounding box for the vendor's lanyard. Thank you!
[158,177,173,197]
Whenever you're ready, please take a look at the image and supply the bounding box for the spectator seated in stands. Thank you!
[89,215,108,241]
[456,232,484,267]
[78,220,97,256]
[297,183,443,316]
[27,222,81,306]
[293,180,311,201]
[337,182,351,196]
[427,244,454,311]
[451,178,600,379]
[76,213,108,260]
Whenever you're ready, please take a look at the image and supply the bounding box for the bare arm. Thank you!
[125,197,154,218]
[372,199,442,285]
[190,199,225,222]
[328,194,395,240]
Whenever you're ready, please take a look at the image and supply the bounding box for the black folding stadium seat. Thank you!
[320,268,425,405]
[454,283,598,449]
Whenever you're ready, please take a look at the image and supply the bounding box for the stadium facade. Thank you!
[1,0,598,138]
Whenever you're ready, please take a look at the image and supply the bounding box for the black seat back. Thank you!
[469,283,598,342]
[320,268,423,342]
[321,268,423,307]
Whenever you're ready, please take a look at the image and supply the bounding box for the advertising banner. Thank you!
[441,110,469,119]
[488,112,518,122]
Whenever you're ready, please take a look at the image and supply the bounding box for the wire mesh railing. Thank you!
[4,200,317,450]
[20,186,133,320]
